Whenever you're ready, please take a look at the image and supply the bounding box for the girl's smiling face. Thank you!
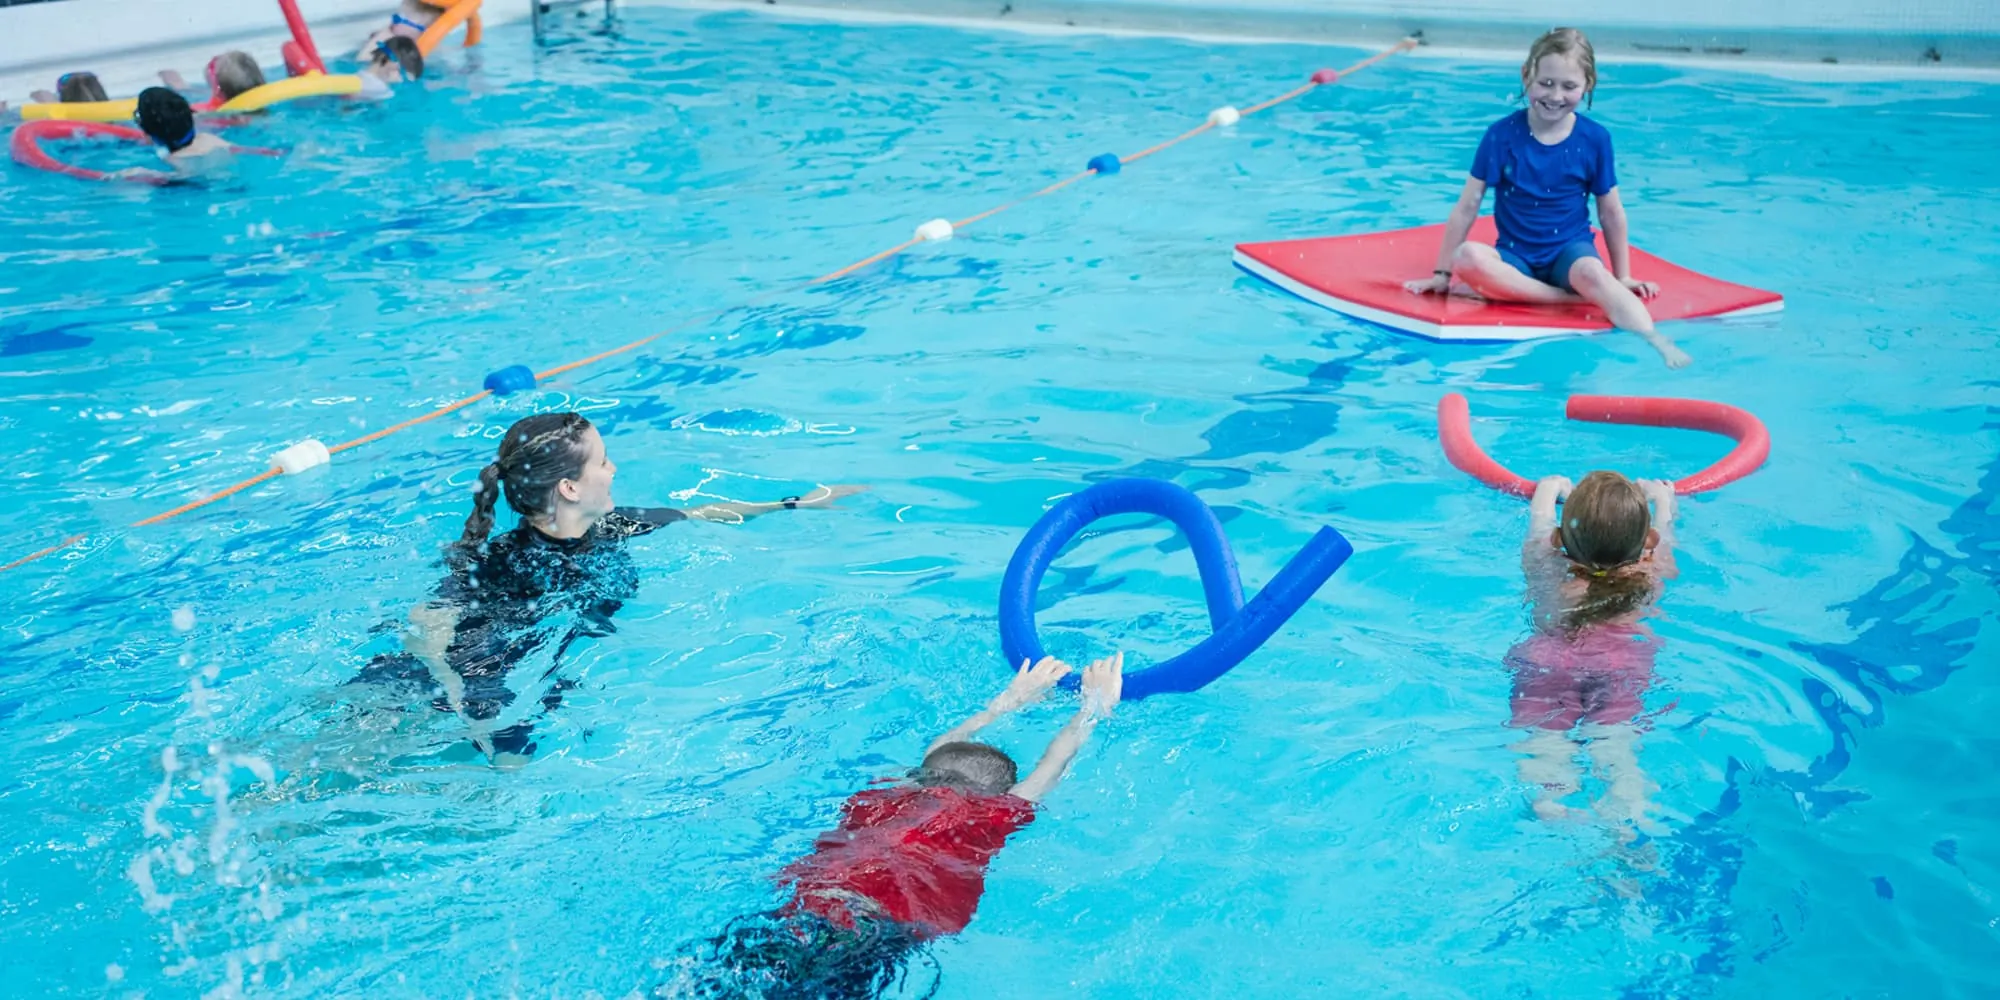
[1524,52,1589,127]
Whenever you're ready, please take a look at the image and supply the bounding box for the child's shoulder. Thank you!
[1484,108,1529,133]
[1571,113,1615,141]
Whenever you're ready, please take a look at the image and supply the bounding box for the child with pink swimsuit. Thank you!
[1510,470,1678,832]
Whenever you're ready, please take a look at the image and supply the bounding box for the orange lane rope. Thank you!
[3,39,1414,575]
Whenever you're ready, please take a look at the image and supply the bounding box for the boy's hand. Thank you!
[1536,475,1574,501]
[1079,652,1124,720]
[991,656,1070,713]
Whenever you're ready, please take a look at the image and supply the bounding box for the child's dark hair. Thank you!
[1557,470,1654,632]
[1521,27,1597,109]
[134,87,197,152]
[917,742,1017,795]
[210,51,266,100]
[57,71,108,103]
[460,412,595,545]
[373,36,426,81]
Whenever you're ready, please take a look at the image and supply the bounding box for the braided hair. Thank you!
[459,412,595,545]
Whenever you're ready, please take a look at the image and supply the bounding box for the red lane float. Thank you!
[10,121,171,185]
[278,0,327,76]
[1439,392,1769,497]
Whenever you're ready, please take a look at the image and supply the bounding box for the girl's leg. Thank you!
[1452,242,1580,305]
[1581,722,1659,836]
[1515,728,1584,821]
[1565,258,1692,368]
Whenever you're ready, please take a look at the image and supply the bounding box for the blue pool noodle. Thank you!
[998,478,1353,700]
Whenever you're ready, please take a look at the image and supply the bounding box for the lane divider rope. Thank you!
[2,39,1416,575]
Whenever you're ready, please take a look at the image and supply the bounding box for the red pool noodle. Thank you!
[1438,393,1535,497]
[1439,393,1769,497]
[10,121,170,185]
[1565,395,1770,494]
[277,0,327,75]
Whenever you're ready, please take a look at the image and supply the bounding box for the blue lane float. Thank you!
[1086,153,1122,175]
[998,478,1353,701]
[482,364,537,396]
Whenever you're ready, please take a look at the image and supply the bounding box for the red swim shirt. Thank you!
[780,784,1036,939]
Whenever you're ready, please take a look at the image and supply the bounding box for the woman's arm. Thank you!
[1595,189,1658,299]
[1406,178,1488,294]
[681,484,866,524]
[1010,653,1123,803]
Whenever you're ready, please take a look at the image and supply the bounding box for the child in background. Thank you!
[1509,471,1676,836]
[359,36,425,96]
[678,654,1125,998]
[355,0,438,60]
[1403,28,1692,369]
[31,71,108,104]
[130,87,232,178]
[159,51,267,108]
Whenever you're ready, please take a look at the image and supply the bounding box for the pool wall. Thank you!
[0,0,529,103]
[709,0,2000,67]
[5,0,1999,102]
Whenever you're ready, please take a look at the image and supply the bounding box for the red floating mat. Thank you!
[1234,218,1782,343]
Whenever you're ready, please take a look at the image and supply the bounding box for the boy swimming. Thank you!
[677,653,1124,998]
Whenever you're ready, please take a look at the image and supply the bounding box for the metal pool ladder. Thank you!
[532,0,617,46]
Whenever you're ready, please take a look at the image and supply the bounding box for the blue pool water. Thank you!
[3,7,1998,997]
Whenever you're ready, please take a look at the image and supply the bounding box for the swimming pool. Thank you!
[3,6,1997,996]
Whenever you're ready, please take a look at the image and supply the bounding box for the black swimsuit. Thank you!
[355,506,687,755]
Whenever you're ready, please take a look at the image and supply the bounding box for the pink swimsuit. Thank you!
[1506,624,1657,730]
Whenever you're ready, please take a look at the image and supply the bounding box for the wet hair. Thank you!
[916,742,1018,795]
[134,87,197,152]
[209,51,266,100]
[1557,470,1654,631]
[56,71,108,103]
[460,412,596,545]
[1522,27,1597,108]
[372,36,426,81]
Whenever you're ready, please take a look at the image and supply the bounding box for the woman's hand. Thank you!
[1404,273,1451,295]
[792,484,867,508]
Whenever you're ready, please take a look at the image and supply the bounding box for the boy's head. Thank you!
[57,71,108,104]
[1555,470,1653,574]
[370,36,425,83]
[135,87,198,152]
[916,742,1017,796]
[208,51,266,100]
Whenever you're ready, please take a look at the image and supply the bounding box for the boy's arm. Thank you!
[926,656,1070,756]
[1406,177,1487,294]
[1010,653,1123,804]
[1595,189,1658,299]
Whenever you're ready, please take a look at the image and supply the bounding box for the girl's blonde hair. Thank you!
[1521,27,1597,108]
[1556,470,1653,632]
